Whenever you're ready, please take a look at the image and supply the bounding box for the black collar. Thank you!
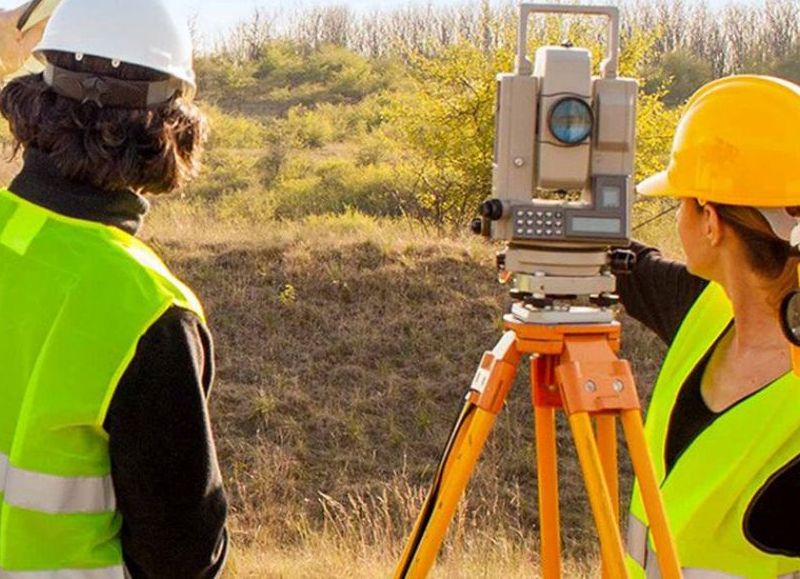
[8,148,150,236]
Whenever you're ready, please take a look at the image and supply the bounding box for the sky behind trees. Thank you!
[0,0,754,42]
[183,0,746,39]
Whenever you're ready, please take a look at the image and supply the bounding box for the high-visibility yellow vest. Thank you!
[0,188,204,577]
[626,283,800,579]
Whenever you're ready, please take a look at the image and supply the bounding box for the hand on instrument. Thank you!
[0,3,48,78]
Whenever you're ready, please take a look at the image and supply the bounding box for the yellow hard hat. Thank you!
[638,75,800,207]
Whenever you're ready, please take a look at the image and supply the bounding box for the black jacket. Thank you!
[8,148,228,578]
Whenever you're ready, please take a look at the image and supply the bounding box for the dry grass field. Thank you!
[145,204,669,577]
[2,0,789,573]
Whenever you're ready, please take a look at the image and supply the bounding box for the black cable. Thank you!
[633,203,679,232]
[397,402,478,577]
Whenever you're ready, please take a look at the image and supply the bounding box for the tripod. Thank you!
[393,313,682,578]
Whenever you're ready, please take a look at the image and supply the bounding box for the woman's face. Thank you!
[677,197,715,278]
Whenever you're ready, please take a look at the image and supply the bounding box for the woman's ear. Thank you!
[703,203,724,247]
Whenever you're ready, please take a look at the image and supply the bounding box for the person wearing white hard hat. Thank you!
[0,1,228,577]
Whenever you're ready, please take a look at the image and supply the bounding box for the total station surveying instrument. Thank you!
[395,4,682,578]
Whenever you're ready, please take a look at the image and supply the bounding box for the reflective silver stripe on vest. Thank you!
[627,513,648,568]
[627,514,800,579]
[630,522,788,579]
[679,570,743,579]
[646,546,745,578]
[0,566,124,579]
[643,544,800,579]
[0,452,115,514]
[0,453,8,494]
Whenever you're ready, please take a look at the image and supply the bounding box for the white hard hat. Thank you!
[34,0,195,93]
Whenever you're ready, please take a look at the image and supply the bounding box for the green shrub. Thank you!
[197,56,258,96]
[354,132,395,167]
[257,142,289,188]
[281,102,374,149]
[214,186,277,223]
[188,149,261,200]
[254,41,314,86]
[255,42,389,105]
[205,106,270,150]
[271,159,413,219]
[284,106,337,148]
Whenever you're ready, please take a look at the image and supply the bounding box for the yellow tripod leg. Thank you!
[620,410,681,579]
[596,415,619,520]
[394,404,497,578]
[394,332,520,579]
[597,415,619,579]
[569,412,628,579]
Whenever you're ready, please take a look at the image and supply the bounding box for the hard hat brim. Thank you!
[636,171,680,198]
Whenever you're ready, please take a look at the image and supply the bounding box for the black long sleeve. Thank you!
[616,241,709,345]
[104,307,228,578]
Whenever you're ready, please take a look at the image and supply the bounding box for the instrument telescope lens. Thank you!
[549,98,593,145]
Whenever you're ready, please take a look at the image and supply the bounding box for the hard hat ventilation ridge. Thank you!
[43,64,184,108]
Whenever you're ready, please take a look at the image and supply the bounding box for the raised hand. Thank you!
[0,2,49,79]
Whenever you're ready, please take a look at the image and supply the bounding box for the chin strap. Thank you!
[42,63,188,108]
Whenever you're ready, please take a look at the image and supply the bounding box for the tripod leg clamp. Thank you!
[467,331,521,414]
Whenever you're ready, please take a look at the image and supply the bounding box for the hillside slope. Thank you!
[147,214,667,570]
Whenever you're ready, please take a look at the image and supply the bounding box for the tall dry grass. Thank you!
[222,475,600,577]
[148,207,673,578]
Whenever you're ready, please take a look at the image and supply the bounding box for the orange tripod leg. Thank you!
[620,410,681,579]
[535,404,561,579]
[393,332,521,579]
[532,355,561,579]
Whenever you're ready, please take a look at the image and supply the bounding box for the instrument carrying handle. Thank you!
[516,3,620,79]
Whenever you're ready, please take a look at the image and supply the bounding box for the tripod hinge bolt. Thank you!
[584,380,598,393]
[613,379,625,393]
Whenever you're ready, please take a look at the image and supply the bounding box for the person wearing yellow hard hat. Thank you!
[0,0,228,577]
[619,75,800,578]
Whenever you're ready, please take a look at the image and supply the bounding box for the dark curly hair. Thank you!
[0,50,207,194]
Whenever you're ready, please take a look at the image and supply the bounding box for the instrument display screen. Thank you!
[600,186,621,209]
[571,216,622,235]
